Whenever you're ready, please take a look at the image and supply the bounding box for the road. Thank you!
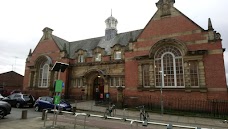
[0,107,42,122]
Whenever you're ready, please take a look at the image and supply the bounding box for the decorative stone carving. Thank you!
[215,33,221,40]
[149,38,187,58]
[42,27,53,40]
[156,0,175,17]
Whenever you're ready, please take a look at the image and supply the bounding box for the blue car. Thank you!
[34,96,72,112]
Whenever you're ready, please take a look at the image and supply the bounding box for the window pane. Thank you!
[154,46,184,88]
[110,78,114,86]
[189,61,199,87]
[114,51,121,60]
[39,62,49,87]
[142,65,150,87]
[95,53,101,61]
[121,77,125,86]
[116,77,120,86]
[78,55,84,63]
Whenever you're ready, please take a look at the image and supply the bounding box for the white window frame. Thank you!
[109,77,125,87]
[142,64,150,87]
[114,51,122,60]
[38,63,49,88]
[154,46,184,88]
[95,53,101,62]
[189,61,199,87]
[76,78,84,88]
[78,55,84,63]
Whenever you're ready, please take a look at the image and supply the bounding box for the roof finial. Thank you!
[111,9,112,16]
[208,18,214,31]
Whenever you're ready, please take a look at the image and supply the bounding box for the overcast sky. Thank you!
[0,0,228,80]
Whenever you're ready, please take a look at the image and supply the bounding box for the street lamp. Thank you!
[51,61,69,127]
[159,70,164,116]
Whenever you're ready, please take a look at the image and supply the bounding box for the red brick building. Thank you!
[23,0,228,103]
[0,71,23,96]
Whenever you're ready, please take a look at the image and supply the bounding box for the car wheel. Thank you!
[0,108,6,119]
[34,105,40,112]
[16,103,21,108]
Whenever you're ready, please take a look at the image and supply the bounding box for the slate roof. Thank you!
[52,29,142,59]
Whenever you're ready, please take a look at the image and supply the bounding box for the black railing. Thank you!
[124,96,228,119]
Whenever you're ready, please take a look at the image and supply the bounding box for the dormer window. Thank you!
[78,55,84,63]
[114,51,121,60]
[95,53,101,62]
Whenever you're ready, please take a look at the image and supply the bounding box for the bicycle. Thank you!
[136,105,149,121]
[104,103,116,117]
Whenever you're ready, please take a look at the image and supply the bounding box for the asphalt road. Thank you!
[0,107,42,122]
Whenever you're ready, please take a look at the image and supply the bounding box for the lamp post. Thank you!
[159,70,164,116]
[51,61,69,127]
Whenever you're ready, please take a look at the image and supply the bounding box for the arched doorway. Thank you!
[93,76,104,100]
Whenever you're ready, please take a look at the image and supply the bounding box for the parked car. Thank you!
[2,93,35,108]
[34,96,72,112]
[0,94,4,100]
[10,90,21,95]
[0,100,11,119]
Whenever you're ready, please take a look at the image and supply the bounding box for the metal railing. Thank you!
[42,108,209,129]
[124,96,228,118]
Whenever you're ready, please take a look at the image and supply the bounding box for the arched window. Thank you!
[154,46,184,88]
[38,61,49,87]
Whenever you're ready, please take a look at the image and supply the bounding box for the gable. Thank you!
[138,6,205,41]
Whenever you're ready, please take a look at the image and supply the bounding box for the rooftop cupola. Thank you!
[156,0,175,16]
[105,11,118,41]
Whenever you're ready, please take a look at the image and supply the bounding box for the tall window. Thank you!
[76,78,84,87]
[38,62,49,87]
[114,51,121,60]
[154,46,184,88]
[78,55,84,63]
[189,61,199,87]
[109,77,125,87]
[95,53,101,62]
[142,64,150,87]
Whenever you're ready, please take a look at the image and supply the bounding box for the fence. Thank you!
[124,96,228,118]
[42,110,209,129]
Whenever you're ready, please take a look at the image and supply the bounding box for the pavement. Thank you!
[0,100,228,129]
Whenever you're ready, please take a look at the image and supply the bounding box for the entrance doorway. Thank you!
[93,77,104,100]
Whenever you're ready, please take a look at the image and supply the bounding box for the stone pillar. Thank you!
[198,61,206,88]
[184,61,190,88]
[116,86,124,108]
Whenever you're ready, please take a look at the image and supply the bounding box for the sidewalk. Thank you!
[0,100,227,129]
[74,101,228,129]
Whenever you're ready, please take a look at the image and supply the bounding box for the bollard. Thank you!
[59,107,63,115]
[73,107,76,113]
[167,124,172,129]
[142,120,148,126]
[43,110,48,128]
[42,109,46,120]
[21,110,27,119]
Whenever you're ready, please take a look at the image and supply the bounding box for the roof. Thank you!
[52,29,142,59]
[0,71,23,77]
